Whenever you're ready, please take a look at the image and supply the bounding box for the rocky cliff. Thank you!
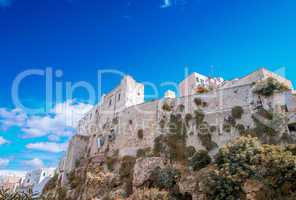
[41,69,296,200]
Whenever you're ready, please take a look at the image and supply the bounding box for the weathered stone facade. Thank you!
[60,68,296,183]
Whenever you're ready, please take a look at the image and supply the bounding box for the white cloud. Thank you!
[0,0,12,7]
[0,136,9,145]
[26,142,68,153]
[0,159,9,168]
[0,170,26,177]
[23,158,44,169]
[0,99,93,140]
[0,108,27,131]
[161,0,172,8]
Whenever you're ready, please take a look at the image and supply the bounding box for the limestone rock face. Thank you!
[132,157,167,188]
[243,179,272,200]
[178,174,198,199]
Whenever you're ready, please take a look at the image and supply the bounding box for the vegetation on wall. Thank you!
[194,98,202,106]
[206,136,296,200]
[177,104,185,112]
[253,77,290,97]
[137,147,152,158]
[153,133,187,162]
[162,102,172,112]
[185,113,193,126]
[231,106,244,119]
[129,188,169,200]
[0,189,32,200]
[67,170,83,189]
[43,174,59,193]
[188,150,211,171]
[194,109,205,125]
[119,156,137,197]
[194,98,208,107]
[149,167,181,190]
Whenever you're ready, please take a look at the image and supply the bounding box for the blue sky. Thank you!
[0,0,296,173]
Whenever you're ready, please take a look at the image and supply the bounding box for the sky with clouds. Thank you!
[1,0,296,174]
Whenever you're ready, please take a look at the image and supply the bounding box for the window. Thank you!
[118,93,121,101]
[200,79,205,85]
[109,99,112,107]
[196,77,199,82]
[288,123,296,132]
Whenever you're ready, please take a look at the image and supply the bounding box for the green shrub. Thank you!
[235,124,245,133]
[202,101,208,107]
[210,126,217,133]
[159,118,166,129]
[106,155,118,171]
[194,98,202,106]
[223,123,231,133]
[137,129,144,139]
[200,171,243,200]
[168,114,187,136]
[214,136,296,199]
[129,188,169,200]
[253,77,290,97]
[252,115,276,136]
[188,150,211,171]
[137,147,152,157]
[231,106,244,119]
[119,156,136,179]
[162,102,172,112]
[194,110,205,125]
[153,134,187,162]
[177,104,185,112]
[120,156,136,197]
[185,146,196,158]
[43,174,58,192]
[57,187,67,200]
[286,144,296,155]
[185,113,193,125]
[0,188,33,200]
[112,117,119,125]
[149,167,181,190]
[198,132,217,151]
[67,170,82,189]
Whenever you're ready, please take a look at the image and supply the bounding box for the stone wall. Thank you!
[63,135,89,174]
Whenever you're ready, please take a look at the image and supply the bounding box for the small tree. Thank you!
[231,106,244,119]
[189,150,211,171]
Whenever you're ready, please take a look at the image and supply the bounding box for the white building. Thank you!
[179,72,224,97]
[17,168,55,198]
[0,174,23,192]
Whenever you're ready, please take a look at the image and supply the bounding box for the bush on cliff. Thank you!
[43,173,59,193]
[253,77,290,97]
[189,150,211,171]
[128,188,169,200]
[231,106,244,119]
[205,136,296,199]
[149,167,181,190]
[119,156,137,197]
